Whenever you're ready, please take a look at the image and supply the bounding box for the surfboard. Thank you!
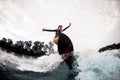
[58,33,74,60]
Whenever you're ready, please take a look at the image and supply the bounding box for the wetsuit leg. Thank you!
[64,56,75,69]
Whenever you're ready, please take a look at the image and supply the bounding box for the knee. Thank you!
[53,39,56,44]
[53,38,58,44]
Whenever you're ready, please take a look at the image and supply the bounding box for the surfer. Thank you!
[42,23,74,69]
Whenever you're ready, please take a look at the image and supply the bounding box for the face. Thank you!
[58,25,62,30]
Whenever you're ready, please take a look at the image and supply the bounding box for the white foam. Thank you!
[0,49,62,72]
[0,49,120,80]
[76,49,120,80]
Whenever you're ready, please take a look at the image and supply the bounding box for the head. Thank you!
[58,25,63,30]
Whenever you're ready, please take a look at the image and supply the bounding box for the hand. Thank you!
[69,22,71,27]
[61,54,69,60]
[42,28,46,31]
[61,54,67,60]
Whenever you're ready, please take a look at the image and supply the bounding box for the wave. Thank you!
[0,49,120,80]
[0,49,70,80]
[76,49,120,80]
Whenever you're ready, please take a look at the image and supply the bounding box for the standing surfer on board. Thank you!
[42,22,74,69]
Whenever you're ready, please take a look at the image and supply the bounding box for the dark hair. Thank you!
[58,25,62,28]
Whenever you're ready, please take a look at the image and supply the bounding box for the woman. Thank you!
[42,23,75,70]
[42,22,71,44]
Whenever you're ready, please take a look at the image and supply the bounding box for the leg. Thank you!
[53,37,59,44]
[64,55,75,69]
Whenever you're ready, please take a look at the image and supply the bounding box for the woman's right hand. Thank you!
[42,28,46,31]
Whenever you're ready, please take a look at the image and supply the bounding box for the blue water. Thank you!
[0,61,69,80]
[0,49,120,80]
[0,49,77,80]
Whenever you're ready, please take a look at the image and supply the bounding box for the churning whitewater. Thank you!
[0,49,120,80]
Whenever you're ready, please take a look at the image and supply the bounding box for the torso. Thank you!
[55,30,62,37]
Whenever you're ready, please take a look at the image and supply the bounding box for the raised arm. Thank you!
[42,28,56,32]
[62,22,71,31]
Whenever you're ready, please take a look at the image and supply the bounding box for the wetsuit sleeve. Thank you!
[62,26,70,31]
[45,29,56,32]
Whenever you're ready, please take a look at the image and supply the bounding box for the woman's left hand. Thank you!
[61,54,69,60]
[69,22,71,27]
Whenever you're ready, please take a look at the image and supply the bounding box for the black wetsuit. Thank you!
[45,26,74,70]
[45,26,70,37]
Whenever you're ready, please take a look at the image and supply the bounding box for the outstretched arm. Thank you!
[63,22,71,31]
[42,28,56,32]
